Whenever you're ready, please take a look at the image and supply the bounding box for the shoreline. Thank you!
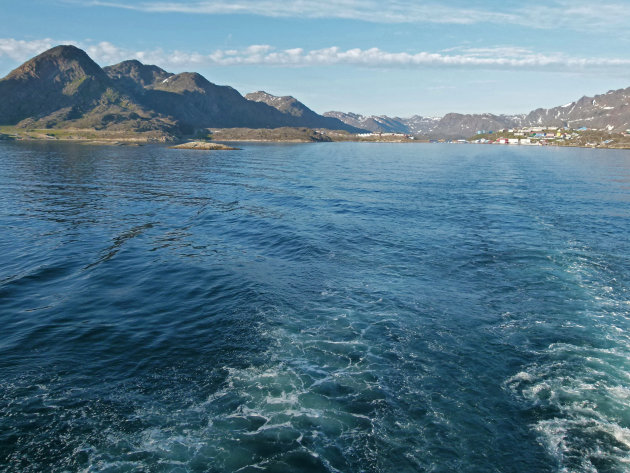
[2,128,629,150]
[466,141,630,151]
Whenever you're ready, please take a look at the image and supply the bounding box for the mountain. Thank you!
[0,45,177,135]
[0,45,363,137]
[0,44,107,125]
[245,91,363,132]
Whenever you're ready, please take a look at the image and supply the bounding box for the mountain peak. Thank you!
[104,59,172,89]
[32,45,99,70]
[116,59,144,67]
[246,90,295,103]
[0,45,115,126]
[154,72,213,92]
[249,90,272,97]
[105,59,168,74]
[245,91,303,116]
[39,44,87,59]
[6,44,103,81]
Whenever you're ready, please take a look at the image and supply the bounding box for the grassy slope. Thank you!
[0,125,174,142]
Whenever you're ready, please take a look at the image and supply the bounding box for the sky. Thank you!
[1,0,630,117]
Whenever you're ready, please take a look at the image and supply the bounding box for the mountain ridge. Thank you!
[0,45,363,138]
[326,88,630,138]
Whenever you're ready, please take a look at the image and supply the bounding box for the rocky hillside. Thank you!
[430,113,523,138]
[107,66,296,132]
[245,91,363,132]
[0,45,176,135]
[524,88,630,131]
[405,115,443,134]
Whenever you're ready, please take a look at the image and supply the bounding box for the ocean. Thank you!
[1,141,629,472]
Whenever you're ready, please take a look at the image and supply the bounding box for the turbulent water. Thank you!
[1,141,629,473]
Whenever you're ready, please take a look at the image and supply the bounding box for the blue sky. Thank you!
[1,0,630,117]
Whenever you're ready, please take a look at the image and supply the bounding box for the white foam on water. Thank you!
[72,301,394,472]
[504,240,630,472]
[508,354,630,470]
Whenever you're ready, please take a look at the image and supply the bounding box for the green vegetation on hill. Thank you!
[0,125,174,143]
[208,127,332,142]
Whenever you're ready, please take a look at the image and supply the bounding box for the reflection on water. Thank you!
[1,141,629,472]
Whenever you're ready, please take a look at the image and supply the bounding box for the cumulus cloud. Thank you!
[1,38,629,72]
[77,0,630,31]
[0,38,58,61]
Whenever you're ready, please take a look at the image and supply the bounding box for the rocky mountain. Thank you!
[0,44,105,125]
[323,111,445,135]
[430,113,524,138]
[0,45,363,137]
[324,110,516,137]
[324,112,408,133]
[404,115,443,134]
[245,91,363,132]
[106,66,294,133]
[0,45,177,135]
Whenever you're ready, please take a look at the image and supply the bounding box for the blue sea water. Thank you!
[0,141,629,473]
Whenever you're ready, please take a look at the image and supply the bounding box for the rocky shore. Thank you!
[169,141,240,150]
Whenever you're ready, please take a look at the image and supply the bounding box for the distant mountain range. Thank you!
[326,89,630,138]
[1,45,630,140]
[0,45,362,138]
[322,112,441,135]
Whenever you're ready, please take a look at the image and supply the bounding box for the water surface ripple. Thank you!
[1,142,629,472]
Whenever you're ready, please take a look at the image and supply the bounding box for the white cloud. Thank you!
[1,38,630,73]
[0,38,58,62]
[77,0,630,31]
[526,0,630,30]
[82,0,508,24]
